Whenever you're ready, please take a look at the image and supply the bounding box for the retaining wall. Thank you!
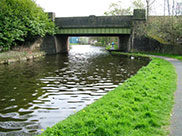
[133,37,182,55]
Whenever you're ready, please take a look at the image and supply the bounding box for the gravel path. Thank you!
[151,56,182,136]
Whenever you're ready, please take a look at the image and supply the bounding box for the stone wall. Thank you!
[40,35,57,54]
[55,16,132,29]
[55,9,146,29]
[133,37,182,55]
[40,35,69,55]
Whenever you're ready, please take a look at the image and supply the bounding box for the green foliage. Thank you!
[135,16,182,45]
[0,0,55,51]
[105,44,118,50]
[40,55,176,136]
[90,37,118,47]
[79,37,90,44]
[159,17,182,45]
[104,0,145,16]
[141,52,182,60]
[132,0,145,9]
[105,45,112,50]
[104,1,132,16]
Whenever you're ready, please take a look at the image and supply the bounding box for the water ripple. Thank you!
[0,45,149,135]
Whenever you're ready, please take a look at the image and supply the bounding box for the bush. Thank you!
[135,16,182,46]
[0,0,55,51]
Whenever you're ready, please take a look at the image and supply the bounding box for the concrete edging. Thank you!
[0,52,45,65]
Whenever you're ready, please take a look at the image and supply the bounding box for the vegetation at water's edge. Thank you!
[90,37,118,47]
[40,55,176,136]
[105,44,118,50]
[135,16,182,46]
[69,43,80,46]
[143,53,182,60]
[0,0,55,51]
[112,52,182,61]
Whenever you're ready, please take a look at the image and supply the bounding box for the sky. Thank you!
[35,0,131,17]
[34,0,182,17]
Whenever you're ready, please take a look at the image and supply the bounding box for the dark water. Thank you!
[0,45,149,136]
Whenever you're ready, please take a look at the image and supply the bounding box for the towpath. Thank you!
[151,56,182,136]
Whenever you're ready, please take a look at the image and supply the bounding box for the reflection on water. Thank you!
[0,45,149,135]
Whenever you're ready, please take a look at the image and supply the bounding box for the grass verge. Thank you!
[69,43,80,45]
[41,54,176,136]
[142,53,182,60]
[106,44,118,50]
[111,52,182,61]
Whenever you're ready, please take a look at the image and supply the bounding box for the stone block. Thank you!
[133,9,146,20]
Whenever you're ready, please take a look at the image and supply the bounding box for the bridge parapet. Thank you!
[52,9,145,35]
[133,9,146,20]
[55,16,132,29]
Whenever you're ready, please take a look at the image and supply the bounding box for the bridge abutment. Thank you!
[55,35,69,53]
[41,35,69,54]
[118,35,131,52]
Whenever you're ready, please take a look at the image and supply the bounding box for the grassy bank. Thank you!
[112,52,182,61]
[69,43,80,45]
[41,54,176,136]
[105,44,118,50]
[142,53,182,60]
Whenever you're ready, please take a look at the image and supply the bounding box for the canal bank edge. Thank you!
[0,38,47,65]
[40,53,176,136]
[112,52,182,136]
[0,51,46,65]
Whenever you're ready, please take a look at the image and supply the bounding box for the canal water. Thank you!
[0,45,149,136]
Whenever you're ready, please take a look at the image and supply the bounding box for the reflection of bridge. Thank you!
[42,9,146,54]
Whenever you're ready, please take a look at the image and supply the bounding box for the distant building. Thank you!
[69,37,79,43]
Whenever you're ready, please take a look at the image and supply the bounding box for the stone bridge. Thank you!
[42,9,146,54]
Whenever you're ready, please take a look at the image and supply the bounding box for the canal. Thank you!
[0,45,149,136]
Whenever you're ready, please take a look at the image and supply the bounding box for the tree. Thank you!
[167,0,171,15]
[132,0,145,9]
[0,0,55,51]
[145,0,156,18]
[176,2,182,15]
[104,0,146,16]
[104,1,132,16]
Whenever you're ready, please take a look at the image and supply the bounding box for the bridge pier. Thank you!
[41,35,69,54]
[118,35,131,52]
[55,35,69,53]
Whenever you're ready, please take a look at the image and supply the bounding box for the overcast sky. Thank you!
[34,0,181,17]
